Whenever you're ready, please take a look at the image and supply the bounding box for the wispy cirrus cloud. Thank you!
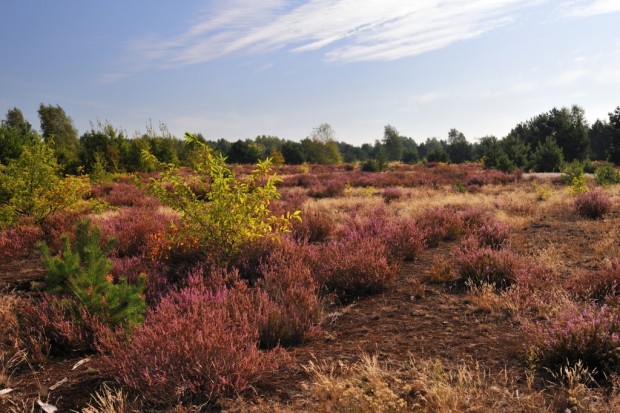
[564,0,620,17]
[120,0,542,71]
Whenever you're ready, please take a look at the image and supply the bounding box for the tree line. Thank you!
[1,103,620,174]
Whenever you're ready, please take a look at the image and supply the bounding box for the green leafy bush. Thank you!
[41,220,146,327]
[0,142,90,226]
[595,163,620,186]
[562,160,585,184]
[146,132,300,264]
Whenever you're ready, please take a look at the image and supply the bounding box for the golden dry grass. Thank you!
[81,385,137,413]
[222,353,559,413]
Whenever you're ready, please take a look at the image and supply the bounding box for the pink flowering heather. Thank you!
[99,276,285,406]
[524,300,620,379]
[306,237,399,301]
[574,189,613,219]
[0,221,43,259]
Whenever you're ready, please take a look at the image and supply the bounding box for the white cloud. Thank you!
[565,0,620,17]
[595,68,620,84]
[550,69,588,86]
[410,91,450,104]
[122,0,540,71]
[510,81,538,93]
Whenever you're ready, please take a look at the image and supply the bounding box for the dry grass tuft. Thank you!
[82,384,137,413]
[464,282,505,316]
[224,354,558,412]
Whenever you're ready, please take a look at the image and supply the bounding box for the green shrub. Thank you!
[361,158,385,172]
[531,137,564,172]
[569,174,589,195]
[146,132,300,264]
[562,160,585,184]
[40,220,146,327]
[595,163,620,186]
[0,142,90,226]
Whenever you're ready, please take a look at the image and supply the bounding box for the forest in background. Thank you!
[1,104,620,175]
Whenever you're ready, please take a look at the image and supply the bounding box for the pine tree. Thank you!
[41,220,146,327]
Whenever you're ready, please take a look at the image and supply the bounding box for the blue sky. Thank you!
[1,1,619,145]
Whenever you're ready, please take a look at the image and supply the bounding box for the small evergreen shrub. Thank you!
[574,190,612,219]
[361,158,385,172]
[595,164,620,186]
[41,220,146,327]
[562,160,585,184]
[99,277,284,406]
[569,174,589,195]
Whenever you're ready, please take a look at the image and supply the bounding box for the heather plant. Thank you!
[109,255,169,305]
[454,239,521,289]
[291,206,333,243]
[568,260,620,301]
[0,142,90,226]
[308,180,346,198]
[595,163,620,186]
[40,220,146,327]
[524,300,620,380]
[574,189,612,219]
[415,207,464,247]
[257,244,321,348]
[459,207,490,231]
[472,220,510,250]
[381,186,405,203]
[307,237,398,301]
[145,133,300,264]
[95,207,174,257]
[17,294,101,359]
[39,209,83,253]
[0,220,43,259]
[338,207,425,261]
[99,276,284,406]
[94,181,160,208]
[0,294,23,358]
[386,219,427,261]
